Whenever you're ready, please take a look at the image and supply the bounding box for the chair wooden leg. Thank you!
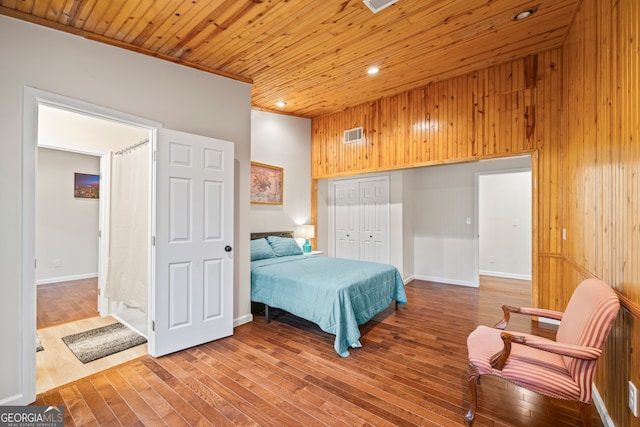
[577,401,593,427]
[465,363,480,426]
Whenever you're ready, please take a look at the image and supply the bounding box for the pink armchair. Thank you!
[465,278,620,426]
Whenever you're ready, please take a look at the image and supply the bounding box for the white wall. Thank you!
[479,171,532,279]
[250,110,312,233]
[0,15,251,404]
[36,148,100,283]
[412,157,531,286]
[401,169,416,278]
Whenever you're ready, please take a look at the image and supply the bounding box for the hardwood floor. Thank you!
[34,277,604,426]
[37,278,99,329]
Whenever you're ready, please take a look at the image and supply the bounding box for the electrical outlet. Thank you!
[53,259,61,268]
[630,381,639,417]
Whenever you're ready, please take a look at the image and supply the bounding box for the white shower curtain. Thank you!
[105,142,149,312]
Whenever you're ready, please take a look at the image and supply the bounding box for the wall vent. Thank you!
[362,0,399,14]
[343,127,363,144]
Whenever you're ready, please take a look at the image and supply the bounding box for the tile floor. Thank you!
[36,316,147,394]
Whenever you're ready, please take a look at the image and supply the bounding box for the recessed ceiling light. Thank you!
[275,101,286,107]
[367,66,380,75]
[513,7,537,21]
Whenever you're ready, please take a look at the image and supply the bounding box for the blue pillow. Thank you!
[250,238,277,261]
[266,236,303,256]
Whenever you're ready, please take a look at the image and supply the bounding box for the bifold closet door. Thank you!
[335,181,359,259]
[360,178,389,263]
[334,177,389,263]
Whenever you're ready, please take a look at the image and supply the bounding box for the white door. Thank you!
[334,181,359,259]
[151,128,234,357]
[360,178,389,263]
[97,153,112,315]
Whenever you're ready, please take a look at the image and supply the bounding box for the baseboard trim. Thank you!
[592,383,615,427]
[234,313,253,327]
[479,270,532,280]
[36,273,98,285]
[413,274,478,288]
[0,392,28,405]
[403,275,416,285]
[538,317,561,326]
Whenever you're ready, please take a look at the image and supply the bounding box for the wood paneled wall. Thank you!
[311,0,639,422]
[311,53,547,178]
[562,0,640,425]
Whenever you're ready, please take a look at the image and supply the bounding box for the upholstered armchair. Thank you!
[465,278,620,427]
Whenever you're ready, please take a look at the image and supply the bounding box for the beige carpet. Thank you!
[36,316,147,394]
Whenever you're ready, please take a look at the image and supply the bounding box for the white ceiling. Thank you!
[38,104,149,154]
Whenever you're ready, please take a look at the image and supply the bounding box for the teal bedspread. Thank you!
[251,255,407,357]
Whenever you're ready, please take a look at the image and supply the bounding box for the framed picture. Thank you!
[74,173,100,199]
[250,162,283,204]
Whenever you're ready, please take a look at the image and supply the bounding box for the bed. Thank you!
[250,232,407,357]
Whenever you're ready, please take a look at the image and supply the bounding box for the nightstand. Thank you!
[303,250,324,256]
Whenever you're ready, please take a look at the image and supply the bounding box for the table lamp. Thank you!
[297,224,315,253]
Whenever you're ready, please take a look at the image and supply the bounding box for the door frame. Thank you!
[36,142,110,312]
[21,87,160,404]
[474,161,533,286]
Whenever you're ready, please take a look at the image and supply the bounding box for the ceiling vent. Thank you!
[363,0,399,14]
[344,127,363,144]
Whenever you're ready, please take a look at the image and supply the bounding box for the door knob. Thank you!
[224,245,232,252]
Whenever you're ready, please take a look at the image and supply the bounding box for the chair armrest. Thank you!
[490,332,602,370]
[494,305,564,330]
[490,332,525,369]
[523,336,602,360]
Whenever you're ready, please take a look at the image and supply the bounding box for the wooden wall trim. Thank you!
[310,179,318,250]
[560,253,640,319]
[538,252,564,259]
[618,293,640,319]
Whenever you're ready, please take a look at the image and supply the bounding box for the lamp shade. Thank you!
[296,224,315,239]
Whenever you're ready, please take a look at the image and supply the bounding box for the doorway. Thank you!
[475,166,533,321]
[476,168,532,283]
[35,103,152,392]
[38,104,151,325]
[23,87,236,404]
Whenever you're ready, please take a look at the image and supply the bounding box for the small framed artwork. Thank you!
[74,173,100,199]
[250,162,283,204]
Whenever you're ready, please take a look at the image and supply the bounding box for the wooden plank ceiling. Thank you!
[0,0,579,118]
